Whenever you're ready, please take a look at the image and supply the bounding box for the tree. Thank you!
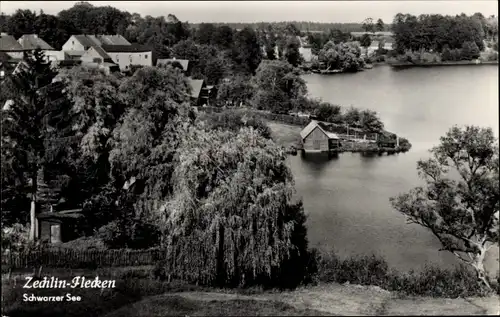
[362,17,375,33]
[230,27,263,75]
[390,126,499,291]
[359,109,384,133]
[318,41,364,72]
[160,126,313,287]
[461,41,480,60]
[343,107,361,127]
[1,49,65,240]
[6,9,37,38]
[212,25,234,49]
[284,36,302,67]
[251,60,307,114]
[441,45,452,61]
[313,102,342,123]
[360,34,372,56]
[58,2,129,35]
[109,66,194,228]
[376,18,385,32]
[171,39,200,61]
[217,75,254,107]
[195,23,216,45]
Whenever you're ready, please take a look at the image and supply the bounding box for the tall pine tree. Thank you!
[1,48,70,240]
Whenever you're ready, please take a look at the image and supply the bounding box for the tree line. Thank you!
[391,13,498,54]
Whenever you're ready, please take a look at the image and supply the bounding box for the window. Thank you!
[116,55,119,62]
[145,54,148,59]
[72,40,74,45]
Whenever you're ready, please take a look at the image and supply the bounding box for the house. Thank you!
[0,33,26,59]
[36,209,83,244]
[101,44,152,71]
[157,58,190,73]
[62,34,102,51]
[188,78,206,106]
[80,45,114,64]
[65,50,85,61]
[17,34,65,63]
[300,120,341,153]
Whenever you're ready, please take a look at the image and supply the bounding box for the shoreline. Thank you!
[388,60,499,68]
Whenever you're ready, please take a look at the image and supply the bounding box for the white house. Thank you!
[62,35,102,51]
[62,34,131,52]
[101,44,152,71]
[17,34,64,63]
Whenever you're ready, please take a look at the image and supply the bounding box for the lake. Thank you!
[292,65,499,275]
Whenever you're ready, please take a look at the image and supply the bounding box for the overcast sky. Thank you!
[0,1,498,23]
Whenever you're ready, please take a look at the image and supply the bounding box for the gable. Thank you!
[304,126,329,141]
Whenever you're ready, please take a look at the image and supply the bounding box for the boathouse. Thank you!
[300,120,341,153]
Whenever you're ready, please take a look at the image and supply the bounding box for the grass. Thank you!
[267,121,302,148]
[103,295,332,317]
[1,267,208,317]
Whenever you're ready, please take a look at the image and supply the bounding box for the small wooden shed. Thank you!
[36,209,83,244]
[300,120,341,153]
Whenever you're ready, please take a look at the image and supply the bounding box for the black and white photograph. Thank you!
[0,0,499,316]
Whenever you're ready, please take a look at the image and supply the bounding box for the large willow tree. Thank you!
[160,126,313,288]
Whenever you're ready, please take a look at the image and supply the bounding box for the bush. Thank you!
[200,109,273,139]
[58,236,107,250]
[315,250,491,298]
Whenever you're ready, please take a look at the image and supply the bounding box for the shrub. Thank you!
[315,249,491,298]
[200,109,273,139]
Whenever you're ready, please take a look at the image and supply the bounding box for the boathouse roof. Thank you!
[300,120,339,140]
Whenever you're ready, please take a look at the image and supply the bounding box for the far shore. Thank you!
[388,60,499,68]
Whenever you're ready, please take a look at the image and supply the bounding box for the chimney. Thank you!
[33,34,38,38]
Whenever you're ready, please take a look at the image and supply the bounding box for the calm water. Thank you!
[292,65,499,274]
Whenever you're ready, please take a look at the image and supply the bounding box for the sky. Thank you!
[0,1,498,23]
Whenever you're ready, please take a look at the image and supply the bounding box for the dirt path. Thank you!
[175,283,499,316]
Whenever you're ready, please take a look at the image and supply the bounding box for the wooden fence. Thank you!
[2,248,166,269]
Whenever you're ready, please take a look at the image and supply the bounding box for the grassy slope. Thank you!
[104,283,499,316]
[267,121,302,148]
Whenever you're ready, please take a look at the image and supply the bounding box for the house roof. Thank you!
[18,34,54,50]
[88,45,112,61]
[97,35,131,46]
[37,209,83,220]
[101,44,151,53]
[157,58,189,71]
[0,34,24,51]
[188,78,204,99]
[73,35,101,49]
[300,120,339,140]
